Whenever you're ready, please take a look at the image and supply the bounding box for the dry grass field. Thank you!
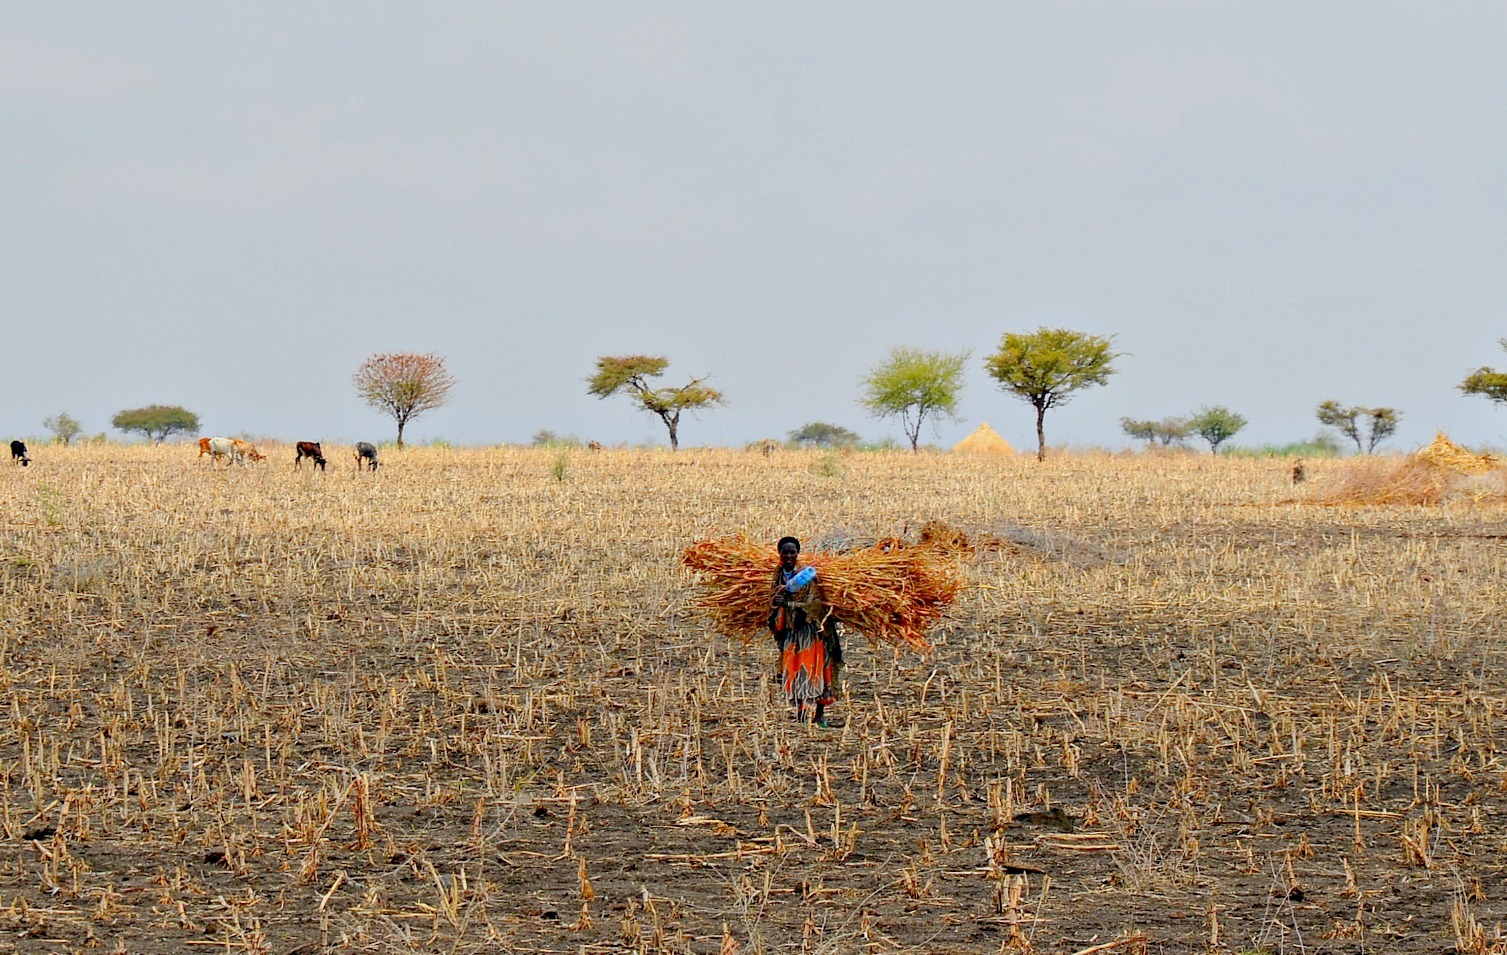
[3,444,1507,954]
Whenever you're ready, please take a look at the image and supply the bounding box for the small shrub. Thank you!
[810,452,845,478]
[534,430,583,449]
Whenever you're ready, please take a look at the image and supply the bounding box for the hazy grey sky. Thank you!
[6,3,1507,451]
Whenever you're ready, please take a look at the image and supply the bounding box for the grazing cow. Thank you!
[10,440,29,466]
[294,441,326,471]
[231,439,265,464]
[203,436,235,465]
[354,441,379,471]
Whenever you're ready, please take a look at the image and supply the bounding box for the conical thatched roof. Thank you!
[952,423,1014,455]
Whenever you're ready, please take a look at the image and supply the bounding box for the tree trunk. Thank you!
[396,419,406,450]
[1035,404,1047,462]
[666,413,679,451]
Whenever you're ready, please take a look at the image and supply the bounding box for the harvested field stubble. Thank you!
[1,447,1507,952]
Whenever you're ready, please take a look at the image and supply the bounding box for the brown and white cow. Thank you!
[201,436,235,465]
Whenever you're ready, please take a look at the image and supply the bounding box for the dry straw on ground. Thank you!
[1317,432,1507,505]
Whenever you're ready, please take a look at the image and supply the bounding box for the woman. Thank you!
[769,536,843,725]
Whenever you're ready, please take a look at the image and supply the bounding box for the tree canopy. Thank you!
[1460,340,1507,406]
[112,405,200,443]
[1120,416,1189,447]
[43,413,83,446]
[352,352,456,449]
[1186,405,1247,455]
[859,347,968,452]
[1315,401,1400,454]
[984,328,1119,460]
[586,355,724,450]
[787,421,861,449]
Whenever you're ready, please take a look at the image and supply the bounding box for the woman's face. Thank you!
[779,543,799,571]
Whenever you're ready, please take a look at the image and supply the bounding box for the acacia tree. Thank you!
[1460,340,1507,406]
[859,347,968,452]
[1315,401,1400,454]
[352,352,456,449]
[1120,416,1189,448]
[984,328,1119,461]
[43,413,83,446]
[1186,405,1247,455]
[788,421,861,449]
[111,405,199,443]
[586,355,724,450]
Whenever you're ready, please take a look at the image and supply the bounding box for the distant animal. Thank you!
[294,441,326,471]
[10,440,29,466]
[1292,460,1306,485]
[354,442,379,471]
[587,440,603,451]
[231,439,265,464]
[203,437,235,465]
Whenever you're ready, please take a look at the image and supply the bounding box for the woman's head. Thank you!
[778,536,800,570]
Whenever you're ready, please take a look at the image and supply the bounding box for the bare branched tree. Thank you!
[352,352,456,448]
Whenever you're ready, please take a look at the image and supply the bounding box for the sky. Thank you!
[6,3,1507,452]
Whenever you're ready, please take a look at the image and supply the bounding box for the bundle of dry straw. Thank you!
[1317,433,1507,505]
[681,533,964,653]
[1415,433,1504,474]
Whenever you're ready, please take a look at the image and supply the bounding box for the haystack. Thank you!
[952,423,1014,455]
[1415,433,1503,474]
[1318,433,1507,505]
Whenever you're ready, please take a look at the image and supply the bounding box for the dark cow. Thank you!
[10,440,29,466]
[294,441,326,472]
[354,441,379,471]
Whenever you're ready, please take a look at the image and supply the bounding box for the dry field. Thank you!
[3,444,1507,954]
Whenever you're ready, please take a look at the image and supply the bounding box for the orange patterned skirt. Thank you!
[780,625,838,706]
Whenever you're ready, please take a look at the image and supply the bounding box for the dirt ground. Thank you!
[1,446,1505,953]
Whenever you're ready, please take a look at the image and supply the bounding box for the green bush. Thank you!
[1227,435,1342,458]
